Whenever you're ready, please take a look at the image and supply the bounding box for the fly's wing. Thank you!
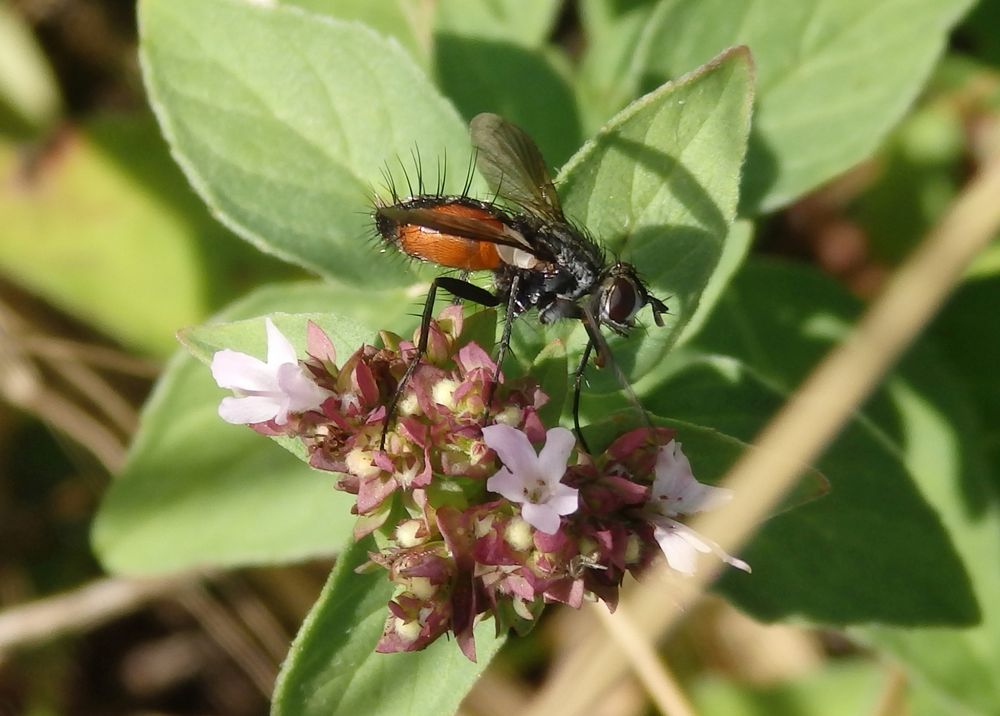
[377,204,535,251]
[470,113,564,221]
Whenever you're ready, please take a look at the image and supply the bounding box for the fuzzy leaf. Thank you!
[282,0,431,66]
[576,0,660,134]
[139,0,475,286]
[557,47,754,385]
[635,0,973,212]
[434,0,562,48]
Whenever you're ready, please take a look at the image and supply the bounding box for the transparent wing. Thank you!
[470,113,564,220]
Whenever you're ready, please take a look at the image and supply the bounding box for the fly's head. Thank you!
[594,262,668,336]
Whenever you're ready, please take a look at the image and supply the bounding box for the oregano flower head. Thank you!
[210,308,749,660]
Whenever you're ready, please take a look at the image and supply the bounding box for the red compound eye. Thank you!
[604,276,641,325]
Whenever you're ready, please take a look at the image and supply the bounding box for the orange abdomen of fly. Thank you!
[384,202,505,271]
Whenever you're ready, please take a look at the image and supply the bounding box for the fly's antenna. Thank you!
[462,148,478,198]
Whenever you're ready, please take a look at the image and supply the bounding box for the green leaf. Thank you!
[0,114,294,356]
[180,312,370,364]
[675,219,753,347]
[635,0,973,212]
[272,535,504,716]
[92,283,376,574]
[958,0,1000,69]
[577,0,659,134]
[930,274,1000,475]
[139,0,474,287]
[558,47,753,382]
[435,38,581,167]
[646,352,975,625]
[679,259,1000,713]
[457,307,499,356]
[531,340,569,427]
[434,0,562,48]
[857,374,1000,714]
[281,0,431,66]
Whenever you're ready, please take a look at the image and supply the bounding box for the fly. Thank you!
[373,113,668,452]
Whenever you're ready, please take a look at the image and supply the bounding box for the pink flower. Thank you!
[645,440,751,576]
[483,425,579,535]
[211,318,332,425]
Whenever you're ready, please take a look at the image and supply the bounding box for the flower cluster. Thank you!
[211,308,749,661]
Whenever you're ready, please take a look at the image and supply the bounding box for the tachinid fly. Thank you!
[373,113,668,452]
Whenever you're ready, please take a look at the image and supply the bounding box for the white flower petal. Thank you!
[276,362,330,413]
[521,502,561,535]
[681,482,734,514]
[652,440,734,516]
[653,523,702,576]
[725,553,752,573]
[265,317,298,367]
[218,395,281,424]
[485,425,578,531]
[482,424,539,478]
[211,350,275,391]
[271,399,292,426]
[652,440,692,491]
[536,427,575,483]
[547,482,579,516]
[486,467,525,502]
[653,518,751,575]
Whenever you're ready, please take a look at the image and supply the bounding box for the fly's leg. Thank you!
[380,276,499,449]
[485,273,521,417]
[572,339,595,455]
[541,297,599,452]
[567,300,652,455]
[450,270,470,305]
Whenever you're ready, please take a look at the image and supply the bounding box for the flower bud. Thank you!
[504,517,534,552]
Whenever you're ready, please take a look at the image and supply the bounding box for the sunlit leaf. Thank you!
[576,0,659,134]
[281,0,431,66]
[139,0,475,287]
[558,47,754,382]
[434,0,562,48]
[634,0,973,212]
